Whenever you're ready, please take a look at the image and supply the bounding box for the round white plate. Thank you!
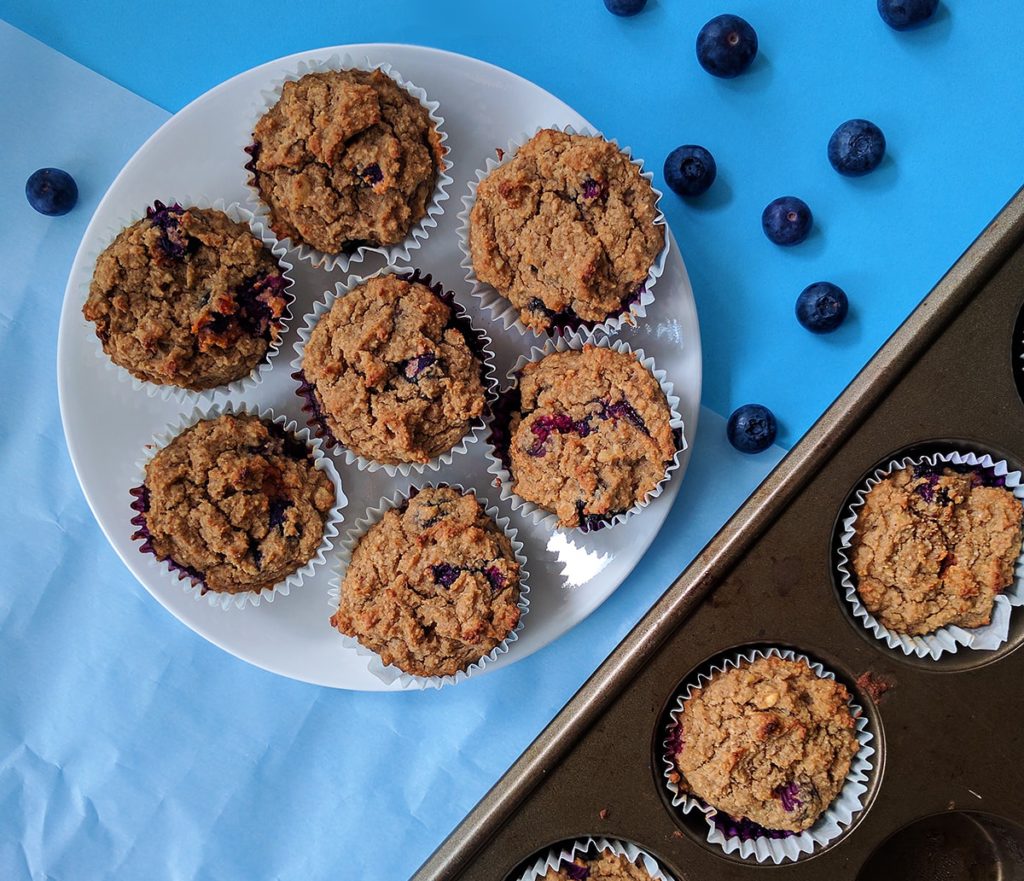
[57,44,702,690]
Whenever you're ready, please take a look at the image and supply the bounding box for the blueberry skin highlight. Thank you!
[877,0,939,30]
[26,168,78,216]
[727,404,777,453]
[761,196,813,246]
[664,145,717,197]
[795,281,849,333]
[696,14,758,78]
[603,0,646,16]
[828,119,886,176]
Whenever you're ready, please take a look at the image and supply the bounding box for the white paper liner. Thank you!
[290,264,498,477]
[516,837,676,881]
[328,483,530,689]
[244,52,452,273]
[457,124,669,339]
[82,196,295,403]
[131,401,346,610]
[660,647,875,865]
[836,450,1024,659]
[485,331,687,532]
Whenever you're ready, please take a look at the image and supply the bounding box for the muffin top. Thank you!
[851,464,1022,635]
[137,414,335,594]
[668,656,860,834]
[249,69,444,254]
[506,346,676,529]
[83,203,289,391]
[331,486,522,678]
[469,129,664,332]
[301,274,487,465]
[542,851,657,881]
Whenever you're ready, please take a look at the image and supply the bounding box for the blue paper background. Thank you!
[2,2,1024,878]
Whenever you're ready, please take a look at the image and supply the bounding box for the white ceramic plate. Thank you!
[57,44,702,690]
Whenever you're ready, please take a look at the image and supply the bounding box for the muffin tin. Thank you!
[412,190,1024,877]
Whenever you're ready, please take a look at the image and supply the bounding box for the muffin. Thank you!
[542,851,656,881]
[666,656,860,834]
[332,486,522,678]
[469,128,664,332]
[298,273,487,465]
[851,463,1023,635]
[247,68,444,255]
[502,345,676,529]
[83,202,290,391]
[131,413,335,595]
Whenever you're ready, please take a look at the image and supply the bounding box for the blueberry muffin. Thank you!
[666,656,860,834]
[332,486,522,678]
[469,129,664,332]
[542,851,657,881]
[83,203,290,391]
[298,274,487,465]
[851,463,1023,635]
[131,414,335,594]
[502,345,676,529]
[247,68,444,254]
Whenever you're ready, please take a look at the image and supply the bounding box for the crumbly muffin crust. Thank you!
[83,204,289,391]
[851,464,1023,635]
[248,69,444,254]
[506,346,676,528]
[542,851,656,881]
[137,414,335,594]
[469,129,664,332]
[300,274,486,465]
[331,486,521,678]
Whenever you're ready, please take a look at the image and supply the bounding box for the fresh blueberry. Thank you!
[664,145,717,197]
[727,404,777,453]
[795,281,849,333]
[761,196,813,246]
[696,14,758,78]
[603,0,646,16]
[828,119,886,176]
[25,168,78,216]
[877,0,939,30]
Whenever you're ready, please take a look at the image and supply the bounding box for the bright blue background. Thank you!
[2,2,1024,879]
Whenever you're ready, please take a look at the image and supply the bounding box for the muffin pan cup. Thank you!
[514,837,676,881]
[484,330,686,533]
[130,400,347,611]
[82,196,297,403]
[328,483,531,690]
[244,52,453,274]
[457,123,669,340]
[836,449,1024,660]
[290,264,499,477]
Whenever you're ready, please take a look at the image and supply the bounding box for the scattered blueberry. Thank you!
[603,0,646,16]
[727,404,777,453]
[761,196,813,246]
[25,168,78,216]
[696,14,758,78]
[664,145,717,197]
[795,281,849,333]
[877,0,939,30]
[828,119,886,176]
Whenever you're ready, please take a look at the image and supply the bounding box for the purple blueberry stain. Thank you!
[600,398,648,434]
[580,177,606,202]
[146,200,196,260]
[360,163,384,185]
[774,782,803,813]
[483,566,506,591]
[711,810,794,841]
[401,352,437,382]
[432,563,461,588]
[268,498,292,529]
[562,864,590,881]
[130,484,206,590]
[234,272,289,338]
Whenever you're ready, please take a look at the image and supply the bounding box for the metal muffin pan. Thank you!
[413,188,1024,881]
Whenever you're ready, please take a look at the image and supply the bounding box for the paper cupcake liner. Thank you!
[485,331,687,532]
[328,483,530,689]
[660,647,875,865]
[290,264,498,477]
[82,196,296,403]
[457,123,669,339]
[836,449,1024,659]
[129,401,346,610]
[515,837,676,881]
[244,52,452,274]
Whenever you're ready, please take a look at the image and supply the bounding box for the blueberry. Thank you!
[696,14,758,78]
[761,196,813,246]
[25,168,78,216]
[795,281,849,333]
[664,145,717,197]
[603,0,646,15]
[727,404,777,453]
[828,119,886,176]
[877,0,939,30]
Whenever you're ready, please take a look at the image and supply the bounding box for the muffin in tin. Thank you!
[469,128,664,332]
[543,851,657,880]
[83,202,290,391]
